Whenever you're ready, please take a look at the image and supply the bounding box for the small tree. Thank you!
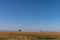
[40,30,42,32]
[18,29,21,32]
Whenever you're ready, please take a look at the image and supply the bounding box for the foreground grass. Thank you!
[0,32,59,40]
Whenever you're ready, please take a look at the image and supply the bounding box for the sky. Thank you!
[0,0,60,32]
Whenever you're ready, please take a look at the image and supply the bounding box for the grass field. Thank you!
[0,32,60,40]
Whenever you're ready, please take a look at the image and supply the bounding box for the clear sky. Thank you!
[0,0,60,32]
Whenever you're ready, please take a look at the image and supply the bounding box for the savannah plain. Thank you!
[0,32,60,40]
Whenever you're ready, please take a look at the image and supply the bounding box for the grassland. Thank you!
[0,32,60,40]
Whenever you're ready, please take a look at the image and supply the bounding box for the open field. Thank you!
[0,32,60,40]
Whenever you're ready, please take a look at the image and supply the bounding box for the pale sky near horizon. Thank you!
[0,0,60,32]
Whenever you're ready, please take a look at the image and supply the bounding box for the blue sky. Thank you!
[0,0,60,32]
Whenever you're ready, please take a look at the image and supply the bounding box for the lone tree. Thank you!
[40,30,42,32]
[18,29,21,32]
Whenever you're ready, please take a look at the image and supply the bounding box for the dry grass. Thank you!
[0,32,60,40]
